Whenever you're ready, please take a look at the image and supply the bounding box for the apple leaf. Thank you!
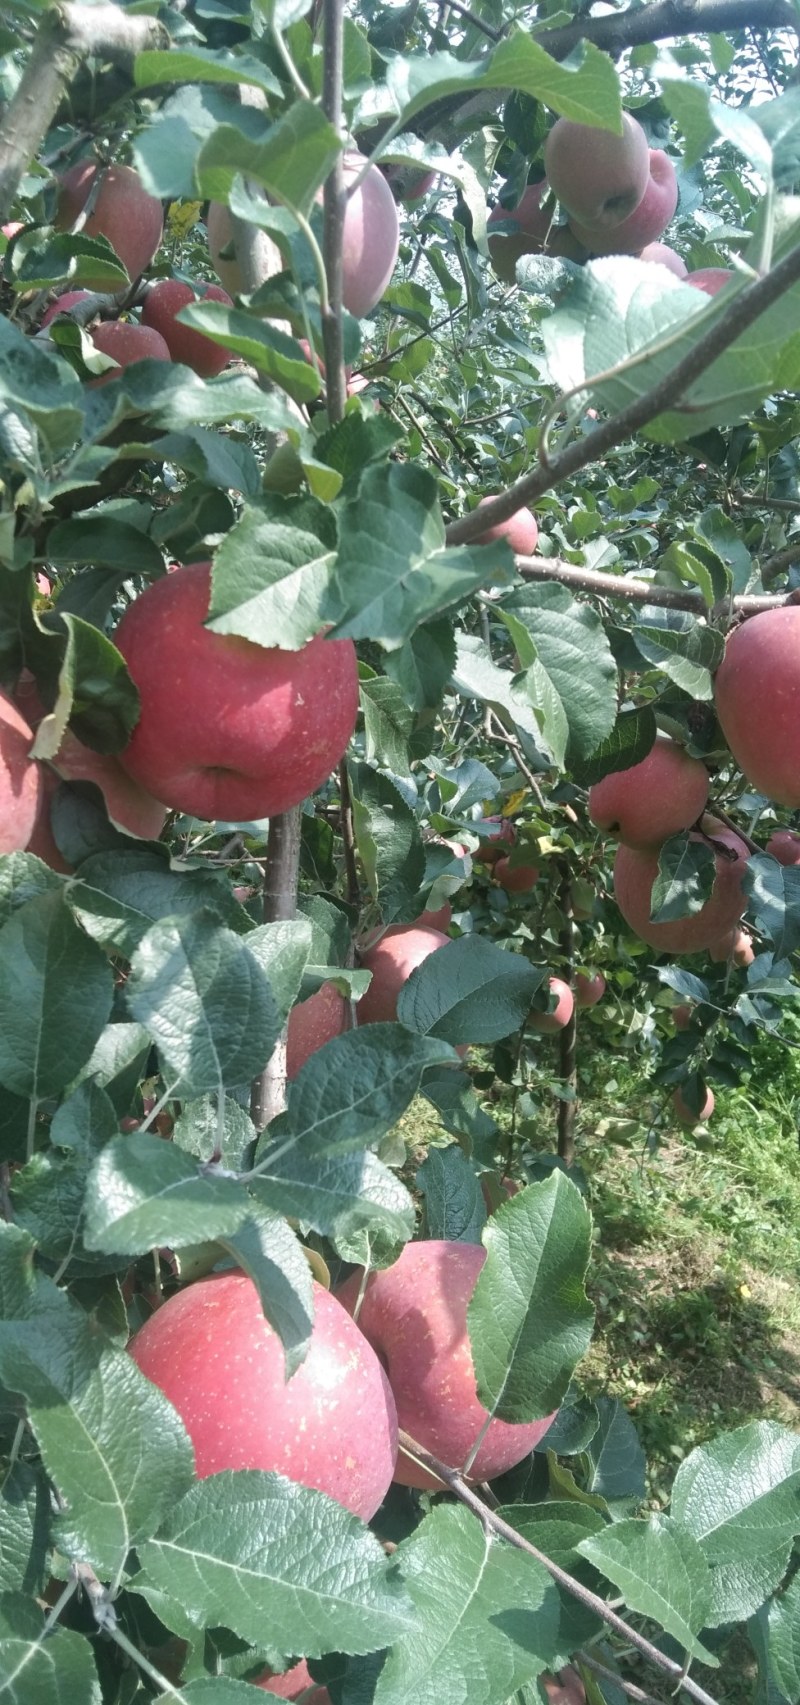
[498,584,618,766]
[83,1131,250,1255]
[242,918,313,1024]
[581,1396,647,1510]
[194,102,341,213]
[248,1147,415,1249]
[176,304,322,405]
[650,835,716,924]
[0,850,62,929]
[416,1143,487,1244]
[379,32,620,129]
[361,673,415,778]
[632,609,723,701]
[326,463,513,650]
[743,855,800,960]
[216,1206,314,1378]
[397,935,544,1046]
[568,705,657,787]
[71,1020,153,1118]
[371,1503,560,1705]
[173,1096,256,1169]
[135,46,282,98]
[497,1501,607,1569]
[671,1422,800,1625]
[578,1515,717,1664]
[9,227,129,292]
[0,889,114,1101]
[273,1024,457,1155]
[0,312,83,453]
[137,1470,417,1656]
[10,1083,122,1276]
[183,1684,285,1703]
[70,846,247,958]
[206,501,336,652]
[348,762,426,922]
[47,515,165,579]
[750,1568,800,1704]
[0,1460,50,1595]
[468,1172,594,1424]
[421,1068,500,1151]
[0,1594,102,1702]
[127,914,280,1098]
[450,632,547,751]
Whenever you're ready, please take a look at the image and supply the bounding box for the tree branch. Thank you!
[0,3,169,222]
[535,0,797,63]
[250,808,303,1132]
[511,551,799,614]
[446,241,800,548]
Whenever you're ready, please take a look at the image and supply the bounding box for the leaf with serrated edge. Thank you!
[0,1594,102,1701]
[417,1144,486,1244]
[83,1132,250,1255]
[0,889,113,1101]
[671,1421,800,1625]
[397,935,543,1046]
[274,1025,456,1155]
[578,1515,716,1664]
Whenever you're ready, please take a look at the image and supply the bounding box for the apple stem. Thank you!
[250,806,303,1131]
[395,1430,721,1705]
[557,864,577,1165]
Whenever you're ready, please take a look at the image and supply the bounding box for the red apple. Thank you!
[767,830,800,865]
[544,113,650,229]
[575,971,605,1007]
[142,279,234,377]
[2,221,22,239]
[417,900,452,932]
[0,688,42,854]
[638,242,687,277]
[673,1084,714,1124]
[255,1659,330,1700]
[687,268,734,296]
[357,925,450,1025]
[336,1241,556,1489]
[709,927,754,967]
[89,320,171,383]
[527,976,574,1034]
[588,738,709,849]
[56,161,163,288]
[113,562,358,822]
[673,1003,693,1030]
[570,151,677,254]
[714,609,800,805]
[474,496,538,556]
[475,816,516,864]
[286,982,349,1079]
[494,856,539,893]
[614,822,749,953]
[40,289,93,328]
[337,152,400,318]
[542,1671,586,1705]
[488,180,551,282]
[129,1270,397,1519]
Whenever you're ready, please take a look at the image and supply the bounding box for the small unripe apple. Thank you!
[570,150,677,255]
[114,562,358,822]
[575,971,605,1007]
[56,161,163,288]
[254,1659,330,1700]
[673,1084,714,1124]
[614,823,749,953]
[494,856,539,893]
[142,279,234,377]
[129,1270,398,1519]
[527,976,574,1033]
[89,320,171,384]
[0,688,42,854]
[638,242,687,277]
[357,925,449,1025]
[475,816,516,863]
[687,268,734,296]
[767,829,800,865]
[588,737,709,849]
[544,112,650,229]
[474,495,538,555]
[286,982,349,1079]
[336,1240,557,1488]
[714,609,800,806]
[488,180,550,282]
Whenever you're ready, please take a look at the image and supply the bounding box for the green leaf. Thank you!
[176,304,322,405]
[0,1593,102,1702]
[361,674,415,778]
[47,516,165,580]
[33,610,140,757]
[633,610,723,700]
[750,1569,800,1704]
[10,1083,121,1275]
[650,835,716,923]
[206,501,336,651]
[660,537,731,608]
[578,1515,716,1664]
[248,1147,415,1247]
[580,1396,647,1511]
[568,705,657,788]
[382,31,620,128]
[83,1132,250,1256]
[137,1470,416,1654]
[384,620,457,714]
[195,102,341,214]
[397,935,543,1046]
[270,1025,457,1156]
[468,1173,594,1423]
[10,228,129,292]
[416,1144,487,1243]
[0,889,113,1101]
[500,584,618,766]
[244,918,313,1023]
[451,633,547,750]
[0,851,63,929]
[70,846,246,957]
[327,464,514,650]
[348,762,425,922]
[497,1500,607,1570]
[127,915,280,1098]
[421,1069,500,1152]
[173,1096,256,1169]
[373,1502,560,1705]
[72,1020,153,1118]
[743,856,800,960]
[0,313,83,454]
[0,1461,50,1594]
[671,1421,800,1625]
[217,1207,314,1378]
[135,46,282,98]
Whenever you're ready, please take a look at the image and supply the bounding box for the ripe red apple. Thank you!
[129,1270,397,1519]
[286,982,349,1079]
[527,976,574,1034]
[575,971,605,1007]
[614,823,749,953]
[714,609,800,806]
[142,279,234,377]
[381,164,437,204]
[673,1003,693,1030]
[417,900,453,932]
[475,815,516,864]
[336,1241,556,1488]
[638,241,687,277]
[588,738,709,849]
[336,152,400,318]
[488,180,550,282]
[89,320,171,383]
[709,927,754,967]
[569,151,677,254]
[687,268,734,296]
[56,161,163,287]
[2,221,22,239]
[544,113,650,229]
[673,1084,714,1124]
[0,688,42,854]
[40,289,93,328]
[767,829,800,865]
[494,856,539,893]
[255,1659,329,1700]
[113,562,358,822]
[357,925,450,1025]
[474,495,539,555]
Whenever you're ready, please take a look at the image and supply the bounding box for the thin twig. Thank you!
[321,0,347,424]
[250,808,303,1131]
[338,760,360,909]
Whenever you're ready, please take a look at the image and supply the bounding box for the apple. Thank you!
[687,268,734,296]
[40,289,93,328]
[142,279,234,377]
[381,164,437,204]
[89,320,171,383]
[575,971,605,1007]
[588,737,709,849]
[255,1659,330,1700]
[207,200,283,297]
[714,609,800,806]
[474,495,538,555]
[638,242,687,277]
[709,927,754,967]
[56,161,163,288]
[0,688,42,854]
[481,1175,522,1214]
[613,822,749,952]
[544,112,650,229]
[569,151,677,254]
[2,221,22,239]
[527,976,574,1034]
[494,856,539,893]
[488,180,550,282]
[357,924,450,1025]
[113,561,358,822]
[542,1671,586,1705]
[417,900,452,932]
[336,152,400,318]
[336,1240,556,1488]
[767,829,800,865]
[129,1270,397,1519]
[673,1003,693,1030]
[286,982,349,1079]
[673,1084,714,1124]
[475,816,516,864]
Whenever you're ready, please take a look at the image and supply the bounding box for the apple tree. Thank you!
[2,0,800,1702]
